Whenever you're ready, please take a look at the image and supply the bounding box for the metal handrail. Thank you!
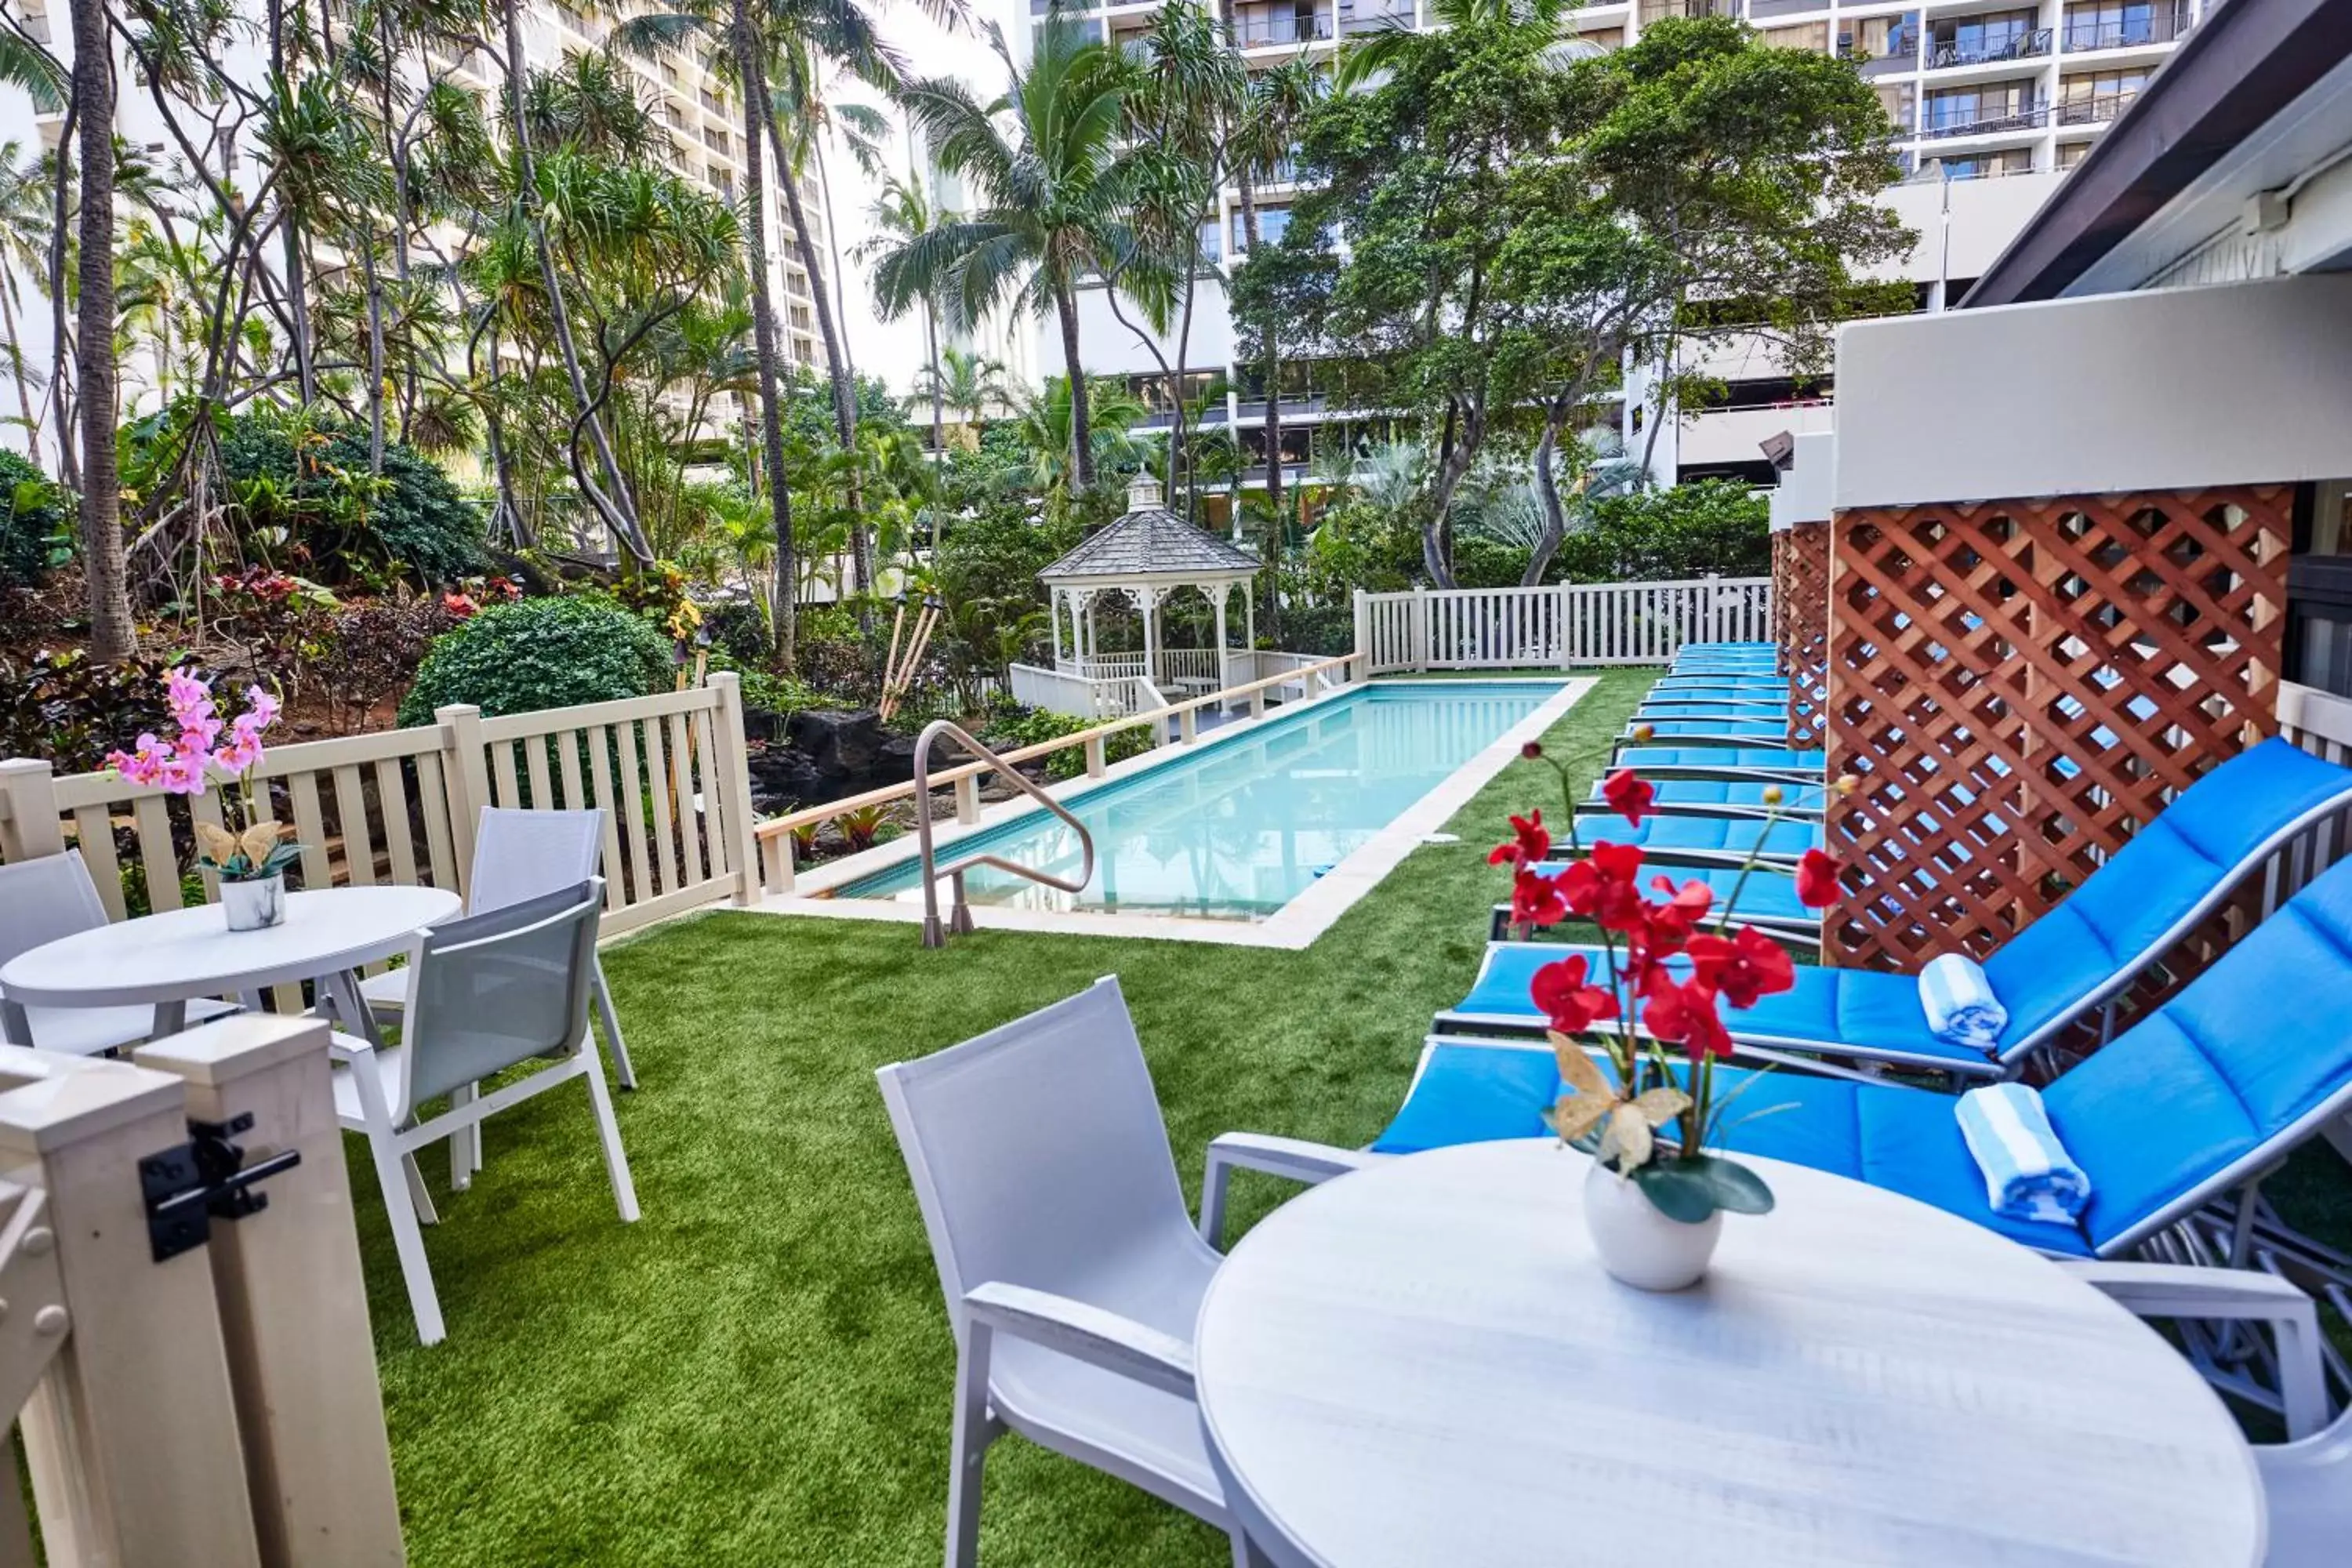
[912,720,1096,949]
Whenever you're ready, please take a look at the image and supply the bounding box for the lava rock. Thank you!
[786,708,886,779]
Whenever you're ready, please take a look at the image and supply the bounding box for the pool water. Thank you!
[836,682,1563,920]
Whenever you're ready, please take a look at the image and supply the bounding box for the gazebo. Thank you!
[1038,474,1263,697]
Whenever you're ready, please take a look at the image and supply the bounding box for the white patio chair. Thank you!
[876,976,1370,1568]
[0,850,237,1054]
[336,878,638,1345]
[358,807,636,1091]
[2065,1261,2346,1566]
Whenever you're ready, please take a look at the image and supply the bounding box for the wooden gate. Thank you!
[0,1016,402,1566]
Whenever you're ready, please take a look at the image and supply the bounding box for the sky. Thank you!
[822,0,1015,394]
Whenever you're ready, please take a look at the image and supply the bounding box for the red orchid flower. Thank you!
[1602,768,1657,827]
[1641,971,1735,1061]
[1552,857,1602,918]
[1588,840,1649,934]
[1795,848,1843,909]
[1686,925,1796,1010]
[1532,955,1620,1035]
[1510,868,1570,930]
[1639,874,1714,953]
[1486,810,1551,869]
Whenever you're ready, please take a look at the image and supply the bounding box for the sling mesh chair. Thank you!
[877,977,1368,1568]
[359,807,635,1091]
[334,880,638,1345]
[0,851,238,1053]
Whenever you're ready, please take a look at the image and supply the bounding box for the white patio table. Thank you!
[0,885,461,1050]
[1195,1138,2265,1568]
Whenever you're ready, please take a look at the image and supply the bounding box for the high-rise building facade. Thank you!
[1014,0,2211,499]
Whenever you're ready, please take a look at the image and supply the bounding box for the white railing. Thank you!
[1068,654,1146,681]
[1156,648,1223,688]
[0,677,760,975]
[1060,649,1225,688]
[1353,577,1774,673]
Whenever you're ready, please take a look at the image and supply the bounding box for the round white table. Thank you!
[1195,1140,2265,1568]
[0,885,462,1047]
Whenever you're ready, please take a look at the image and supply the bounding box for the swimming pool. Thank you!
[834,681,1571,922]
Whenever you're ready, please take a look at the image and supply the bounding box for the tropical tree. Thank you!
[0,142,53,464]
[69,0,136,656]
[885,14,1131,492]
[1011,373,1145,500]
[853,167,949,453]
[912,345,1013,439]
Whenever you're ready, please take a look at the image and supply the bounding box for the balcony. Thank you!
[2056,89,2141,125]
[2061,6,2189,50]
[700,88,727,115]
[1233,13,1334,45]
[1926,27,2052,69]
[1920,100,2049,138]
[1638,0,1735,20]
[1338,2,1412,34]
[1748,0,1829,18]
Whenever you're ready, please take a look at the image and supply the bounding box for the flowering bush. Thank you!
[1494,746,1844,1221]
[106,672,297,883]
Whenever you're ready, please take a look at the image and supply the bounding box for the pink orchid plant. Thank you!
[106,672,299,884]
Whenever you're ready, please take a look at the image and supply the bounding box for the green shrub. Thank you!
[0,450,70,590]
[1552,481,1769,583]
[397,596,674,726]
[215,412,487,587]
[985,706,1154,782]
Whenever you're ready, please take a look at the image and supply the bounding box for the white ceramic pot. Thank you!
[220,873,287,932]
[1583,1160,1722,1291]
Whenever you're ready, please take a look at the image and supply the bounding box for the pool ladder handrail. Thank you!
[913,720,1096,948]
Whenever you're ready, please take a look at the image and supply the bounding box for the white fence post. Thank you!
[1555,582,1574,670]
[135,1017,405,1568]
[0,760,64,863]
[706,673,762,907]
[1411,585,1430,673]
[2,1052,265,1568]
[434,705,491,898]
[1352,589,1371,673]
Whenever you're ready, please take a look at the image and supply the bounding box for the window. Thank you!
[2058,68,2149,123]
[2056,139,2092,169]
[1761,22,1828,53]
[1197,219,1223,265]
[21,0,49,43]
[1929,9,2041,67]
[2063,0,2183,49]
[1840,12,1918,61]
[2288,482,2352,698]
[1928,147,2035,180]
[1232,205,1291,251]
[1876,82,1916,130]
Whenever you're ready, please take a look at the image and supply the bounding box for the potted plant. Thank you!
[1494,741,1849,1290]
[107,672,299,931]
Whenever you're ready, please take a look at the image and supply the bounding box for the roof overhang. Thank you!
[1965,0,2352,305]
[1041,569,1262,590]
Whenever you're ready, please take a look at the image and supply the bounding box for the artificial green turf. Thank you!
[354,662,2352,1563]
[358,666,1656,1566]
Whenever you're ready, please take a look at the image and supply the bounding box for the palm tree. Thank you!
[885,16,1131,491]
[68,0,135,658]
[852,168,948,453]
[912,345,1011,443]
[1013,372,1144,499]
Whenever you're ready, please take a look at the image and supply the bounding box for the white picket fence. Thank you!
[1354,577,1773,673]
[0,677,762,980]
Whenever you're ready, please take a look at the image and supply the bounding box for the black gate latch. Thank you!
[140,1113,303,1263]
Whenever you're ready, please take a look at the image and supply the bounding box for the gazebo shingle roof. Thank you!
[1039,506,1261,581]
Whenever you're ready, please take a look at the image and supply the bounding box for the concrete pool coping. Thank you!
[739,675,1597,951]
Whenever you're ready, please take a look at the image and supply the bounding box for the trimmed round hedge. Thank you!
[397,596,674,727]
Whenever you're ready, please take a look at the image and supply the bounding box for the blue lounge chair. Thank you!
[1551,811,1820,868]
[1614,746,1825,782]
[1488,862,1821,944]
[1635,699,1794,720]
[1584,777,1824,819]
[1617,719,1794,750]
[1378,848,2352,1268]
[1439,738,2352,1078]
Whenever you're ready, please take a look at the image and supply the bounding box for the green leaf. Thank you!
[1628,1160,1721,1224]
[1693,1154,1775,1216]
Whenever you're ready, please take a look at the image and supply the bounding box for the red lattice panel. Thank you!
[1823,487,2292,975]
[1772,522,1830,750]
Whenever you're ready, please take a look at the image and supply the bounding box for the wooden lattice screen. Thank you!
[1771,522,1830,750]
[1823,486,2294,975]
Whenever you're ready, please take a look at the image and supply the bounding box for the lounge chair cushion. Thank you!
[1634,719,1790,740]
[1590,779,1799,814]
[1372,1040,2092,1255]
[1615,746,1826,775]
[1559,814,1820,859]
[1453,943,1997,1070]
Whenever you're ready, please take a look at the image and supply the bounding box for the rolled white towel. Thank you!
[1955,1083,2091,1225]
[1919,953,2008,1052]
